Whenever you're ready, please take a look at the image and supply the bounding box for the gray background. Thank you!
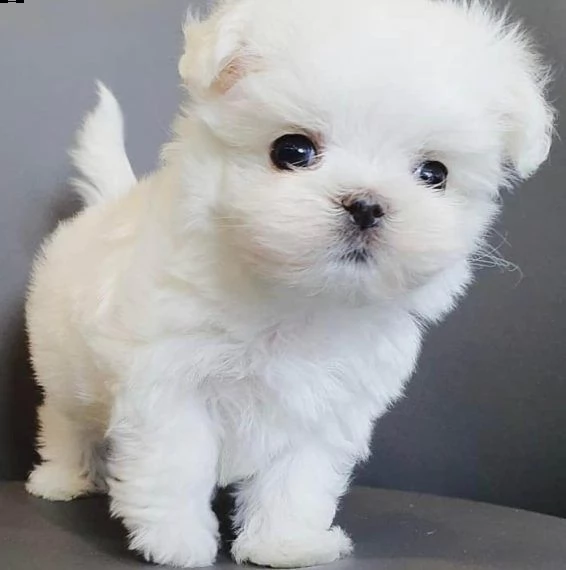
[0,0,564,517]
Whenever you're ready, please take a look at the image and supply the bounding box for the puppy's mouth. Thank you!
[330,197,385,265]
[337,220,381,265]
[340,247,372,264]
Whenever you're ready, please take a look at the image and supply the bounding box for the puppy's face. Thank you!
[179,0,553,301]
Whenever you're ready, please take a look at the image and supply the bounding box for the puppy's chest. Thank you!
[204,309,420,397]
[201,313,421,483]
[206,319,377,405]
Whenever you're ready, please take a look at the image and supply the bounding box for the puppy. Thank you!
[26,0,554,567]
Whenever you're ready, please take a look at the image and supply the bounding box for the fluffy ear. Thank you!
[178,0,255,96]
[501,38,555,179]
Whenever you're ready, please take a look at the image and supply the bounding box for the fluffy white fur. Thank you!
[26,0,553,568]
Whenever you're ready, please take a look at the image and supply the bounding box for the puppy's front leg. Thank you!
[107,376,218,568]
[232,443,354,568]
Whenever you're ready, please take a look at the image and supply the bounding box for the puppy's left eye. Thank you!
[270,134,318,170]
[415,161,449,190]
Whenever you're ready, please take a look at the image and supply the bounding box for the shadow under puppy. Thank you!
[26,0,554,567]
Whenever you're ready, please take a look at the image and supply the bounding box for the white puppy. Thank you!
[26,0,553,568]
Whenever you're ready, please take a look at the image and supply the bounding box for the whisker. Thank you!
[471,231,524,286]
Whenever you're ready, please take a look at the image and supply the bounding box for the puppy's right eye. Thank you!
[270,134,318,170]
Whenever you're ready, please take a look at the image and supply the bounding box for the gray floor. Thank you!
[3,483,566,570]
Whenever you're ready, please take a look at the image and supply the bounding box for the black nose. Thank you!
[343,199,385,230]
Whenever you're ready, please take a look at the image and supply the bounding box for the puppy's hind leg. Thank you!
[26,398,104,501]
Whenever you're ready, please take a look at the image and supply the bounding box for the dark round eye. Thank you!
[415,160,449,189]
[270,134,318,170]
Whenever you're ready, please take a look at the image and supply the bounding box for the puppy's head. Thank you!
[177,0,554,303]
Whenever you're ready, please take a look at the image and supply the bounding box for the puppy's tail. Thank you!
[70,82,137,207]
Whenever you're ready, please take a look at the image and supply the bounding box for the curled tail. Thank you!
[70,82,137,207]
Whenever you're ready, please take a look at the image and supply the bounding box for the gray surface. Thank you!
[2,484,566,570]
[0,0,566,518]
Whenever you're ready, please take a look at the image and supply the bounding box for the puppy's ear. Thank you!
[501,38,555,179]
[179,0,256,96]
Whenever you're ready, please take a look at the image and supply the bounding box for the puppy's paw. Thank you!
[128,520,218,568]
[26,463,95,501]
[232,526,353,568]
